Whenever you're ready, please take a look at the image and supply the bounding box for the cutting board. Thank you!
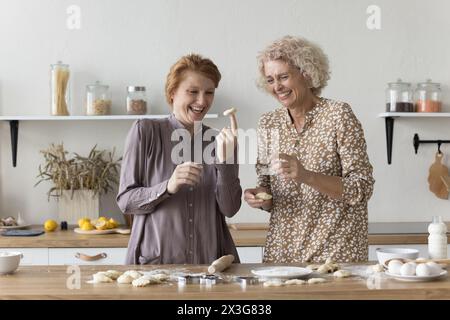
[74,228,131,235]
[428,152,449,200]
[228,223,269,230]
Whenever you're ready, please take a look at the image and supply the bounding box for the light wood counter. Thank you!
[0,263,448,299]
[1,224,449,248]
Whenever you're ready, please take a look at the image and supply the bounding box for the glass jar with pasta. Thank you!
[50,61,71,116]
[86,81,112,116]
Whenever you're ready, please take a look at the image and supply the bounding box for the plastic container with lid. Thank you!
[428,216,448,259]
[126,86,148,115]
[50,61,71,116]
[86,81,112,116]
[415,79,442,112]
[385,79,414,112]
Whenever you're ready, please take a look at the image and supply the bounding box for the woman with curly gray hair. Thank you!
[244,36,375,263]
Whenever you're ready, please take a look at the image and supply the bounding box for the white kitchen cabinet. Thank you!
[48,248,127,265]
[236,247,263,263]
[0,248,48,265]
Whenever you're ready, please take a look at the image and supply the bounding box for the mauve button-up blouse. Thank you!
[116,114,242,265]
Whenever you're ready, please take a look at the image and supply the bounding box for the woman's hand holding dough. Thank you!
[167,162,203,194]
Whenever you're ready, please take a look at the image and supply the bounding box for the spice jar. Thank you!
[50,61,71,116]
[86,81,112,116]
[415,79,442,112]
[126,86,148,115]
[385,79,414,112]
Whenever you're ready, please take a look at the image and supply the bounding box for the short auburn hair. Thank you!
[165,54,221,105]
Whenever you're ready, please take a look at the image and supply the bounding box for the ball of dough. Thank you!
[105,270,122,280]
[123,270,143,280]
[263,280,284,287]
[132,278,151,287]
[223,107,237,116]
[400,262,416,276]
[388,260,403,275]
[371,264,384,273]
[415,264,431,277]
[255,192,273,200]
[92,272,113,283]
[425,262,442,275]
[284,279,306,285]
[117,274,134,284]
[333,270,351,278]
[307,278,326,284]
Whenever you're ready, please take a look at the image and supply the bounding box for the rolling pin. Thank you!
[207,254,235,274]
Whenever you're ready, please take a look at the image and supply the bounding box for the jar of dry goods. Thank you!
[86,81,112,116]
[50,61,71,116]
[126,86,147,115]
[385,79,414,112]
[415,79,442,112]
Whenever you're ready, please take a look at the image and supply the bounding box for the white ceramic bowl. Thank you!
[376,247,419,266]
[0,251,23,274]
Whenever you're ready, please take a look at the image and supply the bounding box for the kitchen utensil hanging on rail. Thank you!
[428,151,449,199]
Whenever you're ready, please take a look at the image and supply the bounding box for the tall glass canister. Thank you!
[385,79,414,112]
[50,61,71,116]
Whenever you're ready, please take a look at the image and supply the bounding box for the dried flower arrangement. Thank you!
[35,143,122,200]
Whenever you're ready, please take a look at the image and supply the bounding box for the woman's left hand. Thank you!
[271,153,309,183]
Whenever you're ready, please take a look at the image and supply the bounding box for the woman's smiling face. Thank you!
[263,59,312,110]
[171,71,215,127]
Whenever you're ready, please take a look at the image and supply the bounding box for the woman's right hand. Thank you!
[244,187,273,211]
[167,162,203,194]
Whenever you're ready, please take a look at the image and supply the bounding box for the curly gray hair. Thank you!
[257,35,330,95]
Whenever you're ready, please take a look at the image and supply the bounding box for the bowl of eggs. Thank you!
[386,259,447,281]
[376,247,419,266]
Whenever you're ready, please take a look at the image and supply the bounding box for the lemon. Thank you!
[78,217,91,228]
[108,218,118,229]
[95,220,108,230]
[80,221,94,231]
[44,219,58,232]
[98,216,107,222]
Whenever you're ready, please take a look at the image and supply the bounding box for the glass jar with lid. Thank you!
[385,79,414,112]
[86,81,112,116]
[415,79,442,112]
[126,86,148,115]
[50,61,71,116]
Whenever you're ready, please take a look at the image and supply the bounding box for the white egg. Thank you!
[425,262,442,275]
[400,262,416,276]
[388,260,403,275]
[415,264,431,277]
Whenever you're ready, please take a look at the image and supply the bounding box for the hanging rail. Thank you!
[413,133,450,154]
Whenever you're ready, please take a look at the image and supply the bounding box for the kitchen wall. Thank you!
[1,0,450,224]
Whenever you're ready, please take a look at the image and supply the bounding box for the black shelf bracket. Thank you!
[9,120,19,167]
[413,133,450,154]
[385,117,394,164]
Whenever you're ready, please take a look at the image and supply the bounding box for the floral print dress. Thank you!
[256,98,375,263]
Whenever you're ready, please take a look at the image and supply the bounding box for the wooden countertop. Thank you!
[0,263,449,299]
[0,224,449,248]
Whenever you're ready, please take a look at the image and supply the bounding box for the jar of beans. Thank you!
[415,79,442,112]
[385,79,414,112]
[126,86,148,115]
[86,81,112,116]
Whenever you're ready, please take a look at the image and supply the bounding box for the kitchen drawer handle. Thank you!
[75,252,107,261]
